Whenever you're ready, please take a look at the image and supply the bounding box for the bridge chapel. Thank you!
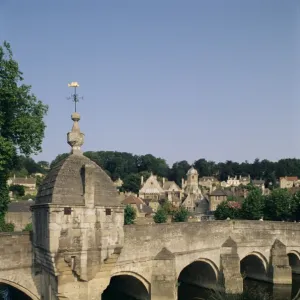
[31,111,124,300]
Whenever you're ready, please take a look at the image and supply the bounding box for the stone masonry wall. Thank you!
[0,232,40,299]
[113,221,300,285]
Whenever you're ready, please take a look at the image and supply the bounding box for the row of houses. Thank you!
[125,167,267,219]
[279,176,300,189]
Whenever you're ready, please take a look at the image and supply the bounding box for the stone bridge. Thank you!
[2,221,300,300]
[4,111,300,300]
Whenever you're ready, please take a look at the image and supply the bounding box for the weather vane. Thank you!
[67,82,83,112]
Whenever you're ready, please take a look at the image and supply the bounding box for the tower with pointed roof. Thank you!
[31,86,124,300]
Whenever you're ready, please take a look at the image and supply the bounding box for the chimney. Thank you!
[181,178,185,188]
[162,177,165,186]
[141,176,144,186]
[239,175,241,180]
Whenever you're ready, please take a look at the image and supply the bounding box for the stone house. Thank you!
[280,176,298,189]
[122,195,153,218]
[7,175,36,195]
[198,176,219,192]
[209,188,233,212]
[139,173,164,202]
[5,200,33,231]
[221,175,250,188]
[162,178,182,204]
[195,198,210,215]
[139,174,182,210]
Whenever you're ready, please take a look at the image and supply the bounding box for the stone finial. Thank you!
[67,112,85,154]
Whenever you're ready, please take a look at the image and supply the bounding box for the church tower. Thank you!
[31,85,124,300]
[184,167,202,195]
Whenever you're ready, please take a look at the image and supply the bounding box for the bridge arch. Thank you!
[0,278,39,300]
[102,272,150,300]
[111,271,150,292]
[288,250,300,274]
[240,252,268,282]
[178,258,219,290]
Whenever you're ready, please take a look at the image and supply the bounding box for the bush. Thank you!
[153,208,167,223]
[173,207,189,222]
[214,201,241,220]
[0,216,14,232]
[23,223,33,231]
[124,205,136,225]
[160,200,177,216]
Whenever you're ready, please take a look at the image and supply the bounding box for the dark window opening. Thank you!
[64,207,72,215]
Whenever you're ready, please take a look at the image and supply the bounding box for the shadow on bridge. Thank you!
[102,274,150,300]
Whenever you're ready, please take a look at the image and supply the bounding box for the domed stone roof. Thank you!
[187,167,198,176]
[36,154,121,206]
[36,110,121,206]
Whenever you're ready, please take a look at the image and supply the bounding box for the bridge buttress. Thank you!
[220,237,243,294]
[151,247,177,300]
[269,239,292,285]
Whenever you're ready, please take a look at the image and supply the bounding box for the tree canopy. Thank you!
[215,188,300,222]
[45,151,300,194]
[0,41,48,216]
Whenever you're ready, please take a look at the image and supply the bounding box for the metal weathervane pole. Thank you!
[67,82,82,112]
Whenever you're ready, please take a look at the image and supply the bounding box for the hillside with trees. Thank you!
[45,151,300,193]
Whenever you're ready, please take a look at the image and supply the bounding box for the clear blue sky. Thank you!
[1,1,299,166]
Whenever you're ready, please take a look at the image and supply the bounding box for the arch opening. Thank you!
[0,282,33,300]
[178,259,219,296]
[288,252,300,275]
[240,253,268,282]
[102,275,150,300]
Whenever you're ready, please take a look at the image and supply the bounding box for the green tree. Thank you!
[50,153,69,168]
[214,201,241,220]
[241,189,264,220]
[124,205,136,225]
[264,189,293,221]
[0,217,14,232]
[37,160,49,169]
[9,184,25,197]
[153,207,167,223]
[160,200,177,216]
[0,41,48,216]
[173,207,189,222]
[121,173,141,194]
[169,160,191,186]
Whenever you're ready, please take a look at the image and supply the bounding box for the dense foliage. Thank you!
[9,184,25,197]
[124,205,136,225]
[153,207,168,223]
[0,216,14,232]
[10,156,48,177]
[46,151,300,194]
[172,207,189,222]
[0,41,48,216]
[215,188,300,222]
